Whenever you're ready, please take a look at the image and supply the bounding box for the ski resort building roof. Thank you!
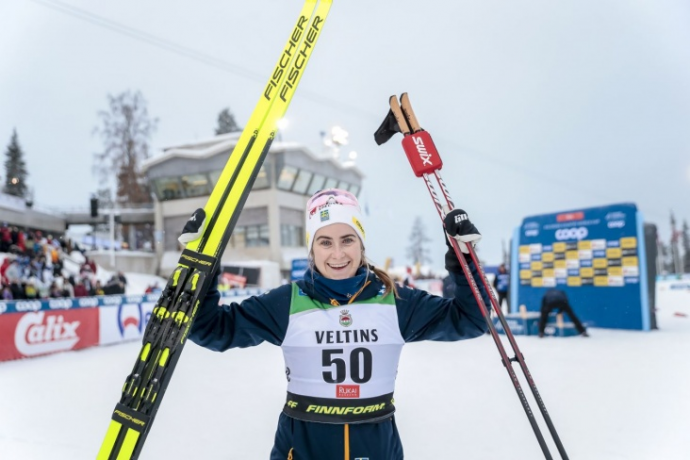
[142,134,365,280]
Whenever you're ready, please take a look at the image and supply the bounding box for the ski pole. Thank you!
[398,93,570,460]
[376,92,569,459]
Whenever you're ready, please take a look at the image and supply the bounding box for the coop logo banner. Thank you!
[605,211,627,229]
[0,296,122,315]
[99,301,154,345]
[555,227,589,241]
[14,301,42,312]
[523,221,540,237]
[48,299,74,310]
[78,297,99,308]
[102,296,123,306]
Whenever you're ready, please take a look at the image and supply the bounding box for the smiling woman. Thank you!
[311,224,362,280]
[305,188,368,281]
[187,186,492,460]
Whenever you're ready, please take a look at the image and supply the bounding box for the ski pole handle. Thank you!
[401,131,443,177]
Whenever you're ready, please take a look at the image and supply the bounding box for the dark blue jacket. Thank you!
[541,288,570,311]
[189,265,490,460]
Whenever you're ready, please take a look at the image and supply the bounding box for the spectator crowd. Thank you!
[0,224,127,301]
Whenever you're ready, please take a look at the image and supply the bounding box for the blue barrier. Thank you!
[0,288,265,316]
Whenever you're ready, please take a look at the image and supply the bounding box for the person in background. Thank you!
[39,279,51,299]
[1,283,12,300]
[0,224,11,252]
[49,281,63,298]
[4,259,21,285]
[81,256,97,275]
[73,280,88,297]
[30,256,44,282]
[62,278,75,298]
[117,271,128,289]
[188,188,489,460]
[493,263,510,314]
[94,280,105,296]
[80,266,95,295]
[538,288,589,338]
[145,282,161,294]
[9,278,23,299]
[402,266,415,288]
[0,257,11,284]
[104,274,126,295]
[23,231,34,257]
[24,280,38,299]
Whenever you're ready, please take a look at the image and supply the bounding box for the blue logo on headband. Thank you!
[320,209,329,222]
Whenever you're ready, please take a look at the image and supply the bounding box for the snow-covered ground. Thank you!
[0,281,688,459]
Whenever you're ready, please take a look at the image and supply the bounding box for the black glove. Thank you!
[178,208,206,246]
[443,208,481,273]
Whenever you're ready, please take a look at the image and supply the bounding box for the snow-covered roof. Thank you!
[142,134,364,177]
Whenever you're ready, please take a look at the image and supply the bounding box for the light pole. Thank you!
[277,118,289,142]
[109,207,116,268]
[322,126,349,162]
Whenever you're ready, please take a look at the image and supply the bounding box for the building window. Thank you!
[307,173,326,195]
[232,228,245,248]
[209,164,269,191]
[277,165,298,190]
[292,170,313,194]
[181,174,211,197]
[208,170,223,187]
[154,177,184,201]
[252,165,270,190]
[323,177,338,190]
[281,224,304,247]
[349,184,360,196]
[242,224,270,247]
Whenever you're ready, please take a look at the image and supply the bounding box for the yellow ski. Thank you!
[97,1,332,458]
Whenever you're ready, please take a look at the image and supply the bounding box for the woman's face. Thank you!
[312,223,362,280]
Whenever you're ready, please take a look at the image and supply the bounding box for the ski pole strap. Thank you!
[283,391,395,424]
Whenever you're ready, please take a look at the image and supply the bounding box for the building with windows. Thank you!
[142,132,364,281]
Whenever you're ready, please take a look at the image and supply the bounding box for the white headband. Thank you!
[305,193,366,252]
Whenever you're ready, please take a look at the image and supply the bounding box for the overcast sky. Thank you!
[2,0,689,268]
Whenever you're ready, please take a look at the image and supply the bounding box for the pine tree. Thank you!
[406,216,432,266]
[2,129,29,199]
[93,90,157,205]
[670,212,682,274]
[215,107,242,135]
[682,220,690,274]
[658,241,674,274]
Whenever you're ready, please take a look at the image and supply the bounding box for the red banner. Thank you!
[0,308,99,362]
[556,211,584,222]
[222,272,247,288]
